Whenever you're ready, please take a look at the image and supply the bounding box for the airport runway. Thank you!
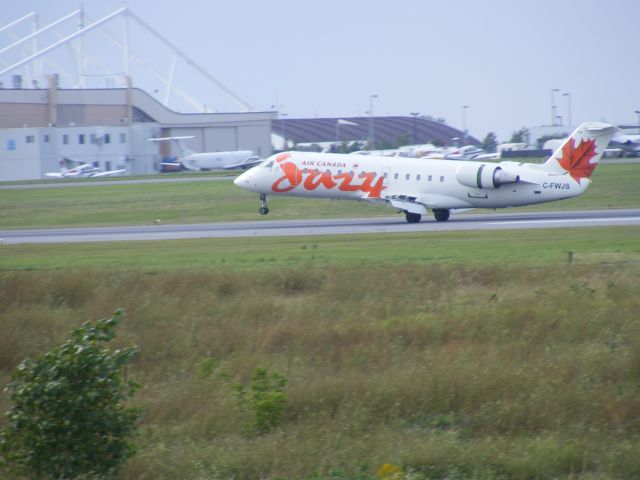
[0,175,235,190]
[1,209,639,244]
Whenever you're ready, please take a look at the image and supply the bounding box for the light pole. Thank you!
[562,92,572,128]
[368,94,378,149]
[280,112,288,151]
[462,105,469,144]
[550,88,559,126]
[410,112,420,143]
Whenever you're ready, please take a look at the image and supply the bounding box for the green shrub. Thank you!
[233,367,288,433]
[0,310,140,479]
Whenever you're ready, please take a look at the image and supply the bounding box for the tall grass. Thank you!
[1,263,639,479]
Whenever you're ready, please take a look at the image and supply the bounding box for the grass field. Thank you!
[1,162,639,479]
[0,163,638,228]
[1,226,639,272]
[1,227,640,479]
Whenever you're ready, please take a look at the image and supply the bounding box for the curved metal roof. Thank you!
[272,116,480,147]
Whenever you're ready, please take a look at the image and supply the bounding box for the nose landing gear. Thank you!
[258,193,269,215]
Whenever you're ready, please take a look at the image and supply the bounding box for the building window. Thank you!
[416,174,421,181]
[440,176,445,182]
[394,173,399,180]
[78,134,85,145]
[62,134,69,145]
[44,134,50,143]
[7,139,16,150]
[119,133,126,143]
[428,175,432,182]
[25,135,35,143]
[405,173,410,180]
[104,133,111,144]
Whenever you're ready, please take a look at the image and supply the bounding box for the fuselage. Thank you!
[234,151,588,210]
[182,151,256,171]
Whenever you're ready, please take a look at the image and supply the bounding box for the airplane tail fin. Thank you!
[148,136,195,158]
[543,122,618,182]
[172,138,195,158]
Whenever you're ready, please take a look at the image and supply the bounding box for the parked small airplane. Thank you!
[45,160,126,178]
[149,136,262,171]
[234,122,617,223]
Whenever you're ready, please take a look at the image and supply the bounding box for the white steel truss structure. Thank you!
[0,6,252,112]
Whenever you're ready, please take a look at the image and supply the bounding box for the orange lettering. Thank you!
[271,164,386,197]
[304,170,337,190]
[334,172,362,192]
[359,172,385,198]
[271,162,302,192]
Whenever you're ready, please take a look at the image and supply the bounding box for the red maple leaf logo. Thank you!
[557,138,598,181]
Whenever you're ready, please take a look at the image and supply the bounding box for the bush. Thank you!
[233,367,288,433]
[0,309,140,479]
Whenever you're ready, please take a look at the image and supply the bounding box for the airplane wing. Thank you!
[376,191,476,213]
[90,169,127,178]
[222,157,263,170]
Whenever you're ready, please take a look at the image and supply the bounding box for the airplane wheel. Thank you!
[433,209,450,222]
[405,212,421,223]
[259,207,269,215]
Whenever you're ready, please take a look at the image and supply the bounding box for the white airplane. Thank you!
[608,131,640,157]
[234,122,617,223]
[148,136,262,171]
[45,161,126,178]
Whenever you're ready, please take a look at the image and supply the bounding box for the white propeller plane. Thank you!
[234,122,618,223]
[149,136,262,171]
[45,162,126,178]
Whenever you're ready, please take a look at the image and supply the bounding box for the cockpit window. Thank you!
[261,160,274,168]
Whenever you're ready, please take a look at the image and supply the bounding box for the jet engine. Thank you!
[456,163,520,189]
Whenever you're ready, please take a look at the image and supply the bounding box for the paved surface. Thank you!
[1,209,638,244]
[0,175,235,190]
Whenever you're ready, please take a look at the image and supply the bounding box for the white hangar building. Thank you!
[0,83,274,180]
[0,6,274,181]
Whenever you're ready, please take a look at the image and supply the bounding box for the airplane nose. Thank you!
[234,171,249,186]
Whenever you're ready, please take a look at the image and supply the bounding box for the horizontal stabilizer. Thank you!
[148,136,195,142]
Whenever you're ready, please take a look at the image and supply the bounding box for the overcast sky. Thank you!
[3,0,639,142]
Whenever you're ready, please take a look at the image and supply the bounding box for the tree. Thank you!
[0,310,140,479]
[482,132,498,153]
[510,127,530,145]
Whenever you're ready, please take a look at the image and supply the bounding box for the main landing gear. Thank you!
[258,193,269,215]
[405,212,421,223]
[433,209,450,222]
[404,209,450,223]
